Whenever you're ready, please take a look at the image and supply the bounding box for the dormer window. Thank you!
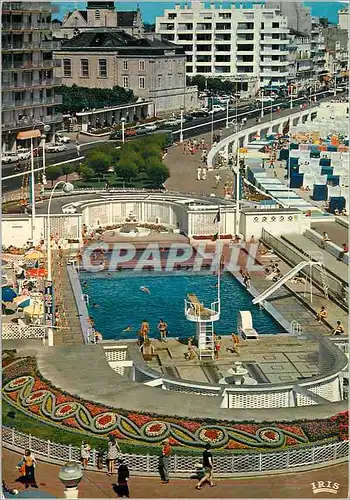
[95,9,100,19]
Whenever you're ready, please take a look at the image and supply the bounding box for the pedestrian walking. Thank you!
[76,144,81,156]
[195,443,216,490]
[114,459,130,497]
[214,173,221,188]
[107,435,121,476]
[197,166,202,181]
[159,438,172,483]
[201,167,207,181]
[81,441,91,469]
[18,449,38,489]
[201,138,205,149]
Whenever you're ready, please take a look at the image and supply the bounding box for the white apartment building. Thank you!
[338,8,348,31]
[156,2,291,95]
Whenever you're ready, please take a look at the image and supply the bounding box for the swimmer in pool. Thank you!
[140,286,150,294]
[92,303,100,308]
[123,326,133,332]
[83,281,88,288]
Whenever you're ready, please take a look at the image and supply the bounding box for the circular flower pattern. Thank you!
[94,412,117,431]
[4,376,32,392]
[54,403,78,419]
[258,429,281,443]
[23,390,48,406]
[198,428,224,444]
[144,421,167,437]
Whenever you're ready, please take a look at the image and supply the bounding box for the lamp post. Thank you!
[121,117,126,143]
[180,106,184,142]
[260,88,264,118]
[210,97,214,145]
[290,83,294,109]
[225,99,229,128]
[235,147,240,235]
[47,181,74,282]
[59,462,83,499]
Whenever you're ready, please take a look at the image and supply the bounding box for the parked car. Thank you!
[62,204,78,214]
[45,143,67,153]
[17,148,31,160]
[138,123,158,132]
[163,118,181,127]
[191,110,209,118]
[56,132,71,143]
[2,152,19,163]
[256,96,274,103]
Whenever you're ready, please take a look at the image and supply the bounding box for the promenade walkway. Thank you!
[3,449,348,498]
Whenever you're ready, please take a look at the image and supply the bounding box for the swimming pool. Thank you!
[81,271,285,340]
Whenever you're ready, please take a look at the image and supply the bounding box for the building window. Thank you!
[95,9,100,19]
[139,76,145,89]
[81,59,89,77]
[122,75,129,88]
[139,60,145,71]
[63,58,71,77]
[272,22,279,29]
[99,59,107,78]
[123,60,128,70]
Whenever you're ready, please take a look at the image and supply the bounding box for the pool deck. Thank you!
[146,335,320,385]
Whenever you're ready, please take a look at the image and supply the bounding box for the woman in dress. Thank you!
[22,449,38,488]
[107,435,121,476]
[81,441,91,469]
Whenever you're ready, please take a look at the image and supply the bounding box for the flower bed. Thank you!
[2,357,347,452]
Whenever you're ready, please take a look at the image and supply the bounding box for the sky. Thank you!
[53,1,347,24]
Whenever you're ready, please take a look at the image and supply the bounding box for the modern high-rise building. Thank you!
[156,2,291,95]
[2,1,62,152]
[338,8,348,31]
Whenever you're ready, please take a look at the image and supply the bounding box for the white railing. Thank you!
[2,426,348,474]
[2,323,46,340]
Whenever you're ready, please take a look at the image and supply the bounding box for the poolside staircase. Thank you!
[184,294,220,361]
[197,321,215,361]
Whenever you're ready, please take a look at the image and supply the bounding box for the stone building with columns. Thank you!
[54,31,198,114]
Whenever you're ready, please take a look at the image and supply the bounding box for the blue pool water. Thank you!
[81,272,284,340]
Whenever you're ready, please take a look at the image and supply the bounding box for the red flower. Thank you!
[61,404,74,414]
[64,418,78,428]
[85,402,106,417]
[226,440,249,449]
[149,423,162,433]
[203,429,220,440]
[128,413,153,427]
[176,420,201,433]
[265,431,277,440]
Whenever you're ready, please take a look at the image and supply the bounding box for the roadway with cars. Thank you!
[2,88,348,194]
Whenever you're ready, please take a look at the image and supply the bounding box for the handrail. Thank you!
[2,426,348,474]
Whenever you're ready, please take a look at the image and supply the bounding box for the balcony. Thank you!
[260,60,288,66]
[262,70,289,77]
[261,27,289,34]
[2,2,54,12]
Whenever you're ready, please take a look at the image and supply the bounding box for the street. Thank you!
[1,89,346,194]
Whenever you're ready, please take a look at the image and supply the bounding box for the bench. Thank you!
[304,229,349,264]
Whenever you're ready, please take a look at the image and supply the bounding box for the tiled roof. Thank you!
[60,31,185,55]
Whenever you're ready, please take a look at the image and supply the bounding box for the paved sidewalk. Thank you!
[2,449,348,498]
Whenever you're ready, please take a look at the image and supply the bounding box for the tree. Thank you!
[79,166,94,182]
[45,166,62,187]
[57,84,135,114]
[146,161,170,187]
[85,151,112,177]
[62,164,74,182]
[115,159,138,182]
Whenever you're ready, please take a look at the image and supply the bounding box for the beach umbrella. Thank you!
[24,250,43,260]
[2,286,17,302]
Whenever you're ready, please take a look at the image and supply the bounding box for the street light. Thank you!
[210,97,214,145]
[225,99,229,128]
[260,88,264,119]
[59,461,83,499]
[47,181,74,281]
[180,106,184,142]
[121,117,126,144]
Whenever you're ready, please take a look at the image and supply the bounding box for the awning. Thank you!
[17,129,42,140]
